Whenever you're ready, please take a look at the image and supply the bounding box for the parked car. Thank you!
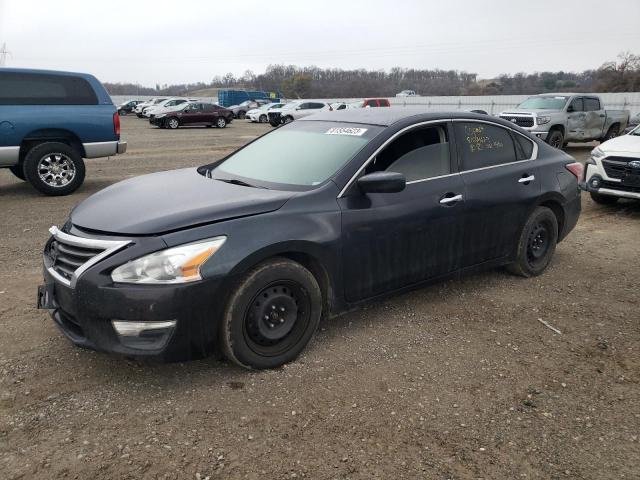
[134,98,167,117]
[38,109,581,368]
[150,102,233,129]
[118,99,143,115]
[144,98,197,118]
[267,101,330,126]
[396,90,417,97]
[582,124,640,204]
[246,103,285,123]
[0,68,126,195]
[499,94,630,149]
[229,99,271,119]
[330,102,348,111]
[350,98,391,108]
[623,112,640,134]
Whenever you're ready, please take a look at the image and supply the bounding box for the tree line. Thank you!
[105,52,640,98]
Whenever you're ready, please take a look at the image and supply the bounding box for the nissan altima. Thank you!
[38,109,582,369]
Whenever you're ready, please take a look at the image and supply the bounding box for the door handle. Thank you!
[439,193,463,205]
[518,175,535,184]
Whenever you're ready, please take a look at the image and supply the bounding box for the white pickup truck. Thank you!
[499,94,630,149]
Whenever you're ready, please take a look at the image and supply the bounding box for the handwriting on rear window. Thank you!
[325,127,368,136]
[464,125,504,153]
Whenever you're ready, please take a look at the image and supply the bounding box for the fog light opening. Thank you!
[112,320,177,337]
[590,177,601,189]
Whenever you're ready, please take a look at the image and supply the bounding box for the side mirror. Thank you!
[357,171,406,194]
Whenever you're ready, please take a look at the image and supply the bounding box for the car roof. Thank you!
[299,107,511,127]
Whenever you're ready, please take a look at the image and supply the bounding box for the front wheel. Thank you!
[237,110,246,120]
[166,117,180,129]
[507,206,558,277]
[220,258,322,369]
[259,114,268,123]
[216,117,227,128]
[547,129,564,149]
[590,192,619,205]
[23,142,85,196]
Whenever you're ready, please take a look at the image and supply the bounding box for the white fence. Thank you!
[111,92,640,117]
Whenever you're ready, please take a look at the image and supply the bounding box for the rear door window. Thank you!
[454,122,518,170]
[0,72,98,105]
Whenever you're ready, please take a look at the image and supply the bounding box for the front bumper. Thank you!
[582,161,640,200]
[40,231,229,361]
[149,117,164,126]
[528,130,549,141]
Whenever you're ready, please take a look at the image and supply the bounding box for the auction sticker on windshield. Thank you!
[325,127,368,136]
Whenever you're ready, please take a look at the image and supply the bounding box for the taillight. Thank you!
[565,162,583,180]
[113,112,121,136]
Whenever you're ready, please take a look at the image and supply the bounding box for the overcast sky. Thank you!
[1,0,639,86]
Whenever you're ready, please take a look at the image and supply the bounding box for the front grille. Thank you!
[601,179,640,193]
[45,227,131,286]
[500,115,534,128]
[602,156,640,179]
[48,237,105,282]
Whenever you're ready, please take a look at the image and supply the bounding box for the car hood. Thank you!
[501,108,561,115]
[600,133,640,154]
[71,168,295,235]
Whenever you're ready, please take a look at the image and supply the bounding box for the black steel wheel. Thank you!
[507,206,558,277]
[221,258,322,369]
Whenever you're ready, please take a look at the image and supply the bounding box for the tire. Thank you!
[269,120,280,127]
[136,113,144,118]
[259,114,268,123]
[9,165,26,181]
[220,258,322,370]
[547,129,564,149]
[166,117,180,129]
[237,110,246,120]
[602,125,619,142]
[590,192,619,205]
[507,206,558,277]
[23,142,85,196]
[283,115,294,124]
[216,117,227,128]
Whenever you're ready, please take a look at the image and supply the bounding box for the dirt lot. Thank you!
[1,116,638,480]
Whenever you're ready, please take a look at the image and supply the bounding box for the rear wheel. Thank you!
[507,206,558,277]
[167,117,180,129]
[259,114,268,123]
[23,142,85,196]
[9,165,26,181]
[603,125,619,142]
[220,258,322,369]
[237,110,246,119]
[590,192,619,205]
[547,129,564,149]
[216,117,227,128]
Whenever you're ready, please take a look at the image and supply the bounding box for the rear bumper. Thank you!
[83,140,127,158]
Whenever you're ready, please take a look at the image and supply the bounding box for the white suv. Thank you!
[583,124,640,204]
[144,98,197,118]
[268,101,330,126]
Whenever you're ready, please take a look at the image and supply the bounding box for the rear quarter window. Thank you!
[513,133,534,160]
[0,72,98,105]
[455,122,517,170]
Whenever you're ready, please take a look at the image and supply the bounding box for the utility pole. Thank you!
[0,43,9,67]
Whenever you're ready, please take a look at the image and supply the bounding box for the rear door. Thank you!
[340,122,467,301]
[453,120,540,267]
[584,97,606,139]
[566,97,586,141]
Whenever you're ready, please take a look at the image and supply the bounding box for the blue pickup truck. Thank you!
[0,68,126,195]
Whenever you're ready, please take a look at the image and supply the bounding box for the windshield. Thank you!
[211,121,382,189]
[517,96,568,110]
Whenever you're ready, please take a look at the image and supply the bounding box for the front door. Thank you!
[339,122,466,302]
[453,120,541,267]
[566,97,586,141]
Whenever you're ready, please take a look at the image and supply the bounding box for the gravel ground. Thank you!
[0,116,639,479]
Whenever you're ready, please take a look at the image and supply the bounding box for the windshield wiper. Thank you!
[214,178,266,189]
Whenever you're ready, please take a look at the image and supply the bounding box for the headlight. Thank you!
[536,115,551,125]
[111,237,226,284]
[590,146,606,160]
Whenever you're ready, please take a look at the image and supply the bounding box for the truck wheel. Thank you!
[220,258,322,370]
[259,114,268,123]
[507,206,558,277]
[9,165,26,181]
[590,192,618,205]
[23,142,85,196]
[547,129,564,149]
[603,125,619,142]
[167,117,180,129]
[215,117,227,128]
